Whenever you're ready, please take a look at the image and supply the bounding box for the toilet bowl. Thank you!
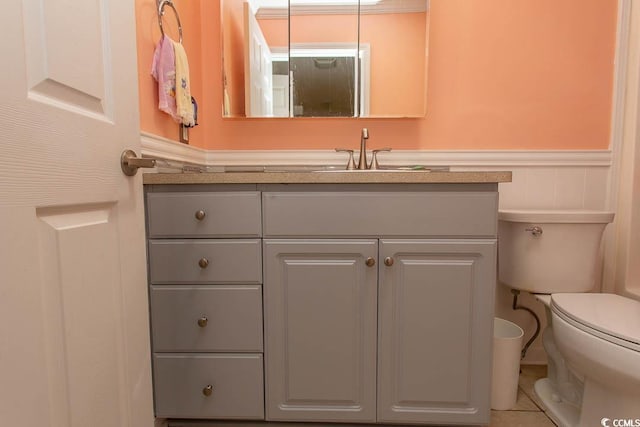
[551,293,640,425]
[497,210,640,426]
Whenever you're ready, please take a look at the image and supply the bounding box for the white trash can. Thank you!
[491,317,524,410]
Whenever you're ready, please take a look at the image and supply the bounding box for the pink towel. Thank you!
[151,35,180,122]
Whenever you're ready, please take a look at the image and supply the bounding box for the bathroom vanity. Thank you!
[143,170,511,426]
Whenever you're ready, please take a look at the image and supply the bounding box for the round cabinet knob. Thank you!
[197,316,208,327]
[384,257,394,267]
[202,384,213,397]
[195,210,206,221]
[365,257,376,267]
[198,258,209,269]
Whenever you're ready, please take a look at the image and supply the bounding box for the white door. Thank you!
[244,2,273,117]
[0,1,154,427]
[272,74,290,117]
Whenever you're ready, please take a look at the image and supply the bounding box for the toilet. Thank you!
[498,209,640,427]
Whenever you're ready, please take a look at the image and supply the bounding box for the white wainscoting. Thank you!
[141,132,614,364]
[141,133,613,212]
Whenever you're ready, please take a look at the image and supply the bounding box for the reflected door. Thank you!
[0,0,154,426]
[244,2,274,117]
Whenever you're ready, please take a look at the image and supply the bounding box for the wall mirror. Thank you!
[221,0,429,118]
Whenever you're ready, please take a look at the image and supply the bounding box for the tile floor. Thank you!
[490,365,556,427]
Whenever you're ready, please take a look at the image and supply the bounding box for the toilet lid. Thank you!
[551,293,640,349]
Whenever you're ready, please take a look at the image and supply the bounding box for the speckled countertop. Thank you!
[143,170,512,185]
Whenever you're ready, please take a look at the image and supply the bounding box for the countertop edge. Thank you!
[142,171,513,185]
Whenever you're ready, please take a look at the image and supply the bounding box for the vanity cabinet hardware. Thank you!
[197,316,208,327]
[384,256,394,266]
[202,384,213,397]
[365,257,376,267]
[195,210,206,221]
[198,258,209,269]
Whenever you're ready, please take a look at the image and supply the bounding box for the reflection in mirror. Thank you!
[221,0,429,118]
[290,1,359,117]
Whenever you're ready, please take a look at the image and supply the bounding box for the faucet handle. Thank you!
[335,148,356,170]
[369,147,392,170]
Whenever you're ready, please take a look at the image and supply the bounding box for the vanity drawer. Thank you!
[148,239,262,284]
[147,192,262,238]
[150,285,263,352]
[263,191,498,237]
[153,353,264,419]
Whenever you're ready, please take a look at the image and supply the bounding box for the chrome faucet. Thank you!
[357,128,369,170]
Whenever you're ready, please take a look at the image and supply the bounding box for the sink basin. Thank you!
[315,165,450,173]
[222,165,450,173]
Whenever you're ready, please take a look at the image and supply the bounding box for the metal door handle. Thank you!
[121,150,156,176]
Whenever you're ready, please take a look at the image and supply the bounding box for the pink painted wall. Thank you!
[136,0,618,150]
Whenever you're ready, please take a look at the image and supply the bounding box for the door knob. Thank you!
[365,257,375,267]
[120,150,156,176]
[384,257,394,266]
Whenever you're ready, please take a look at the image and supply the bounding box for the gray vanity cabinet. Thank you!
[145,183,499,426]
[145,187,265,420]
[263,239,378,422]
[377,239,496,425]
[261,185,498,425]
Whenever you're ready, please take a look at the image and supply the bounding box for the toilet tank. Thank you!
[498,210,614,294]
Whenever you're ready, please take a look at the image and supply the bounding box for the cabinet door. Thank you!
[264,239,377,422]
[378,239,497,425]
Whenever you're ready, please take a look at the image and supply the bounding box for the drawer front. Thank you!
[149,239,262,284]
[153,353,264,419]
[150,285,263,352]
[147,192,261,238]
[263,191,498,237]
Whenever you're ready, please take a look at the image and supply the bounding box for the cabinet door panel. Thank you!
[378,239,496,425]
[264,240,377,422]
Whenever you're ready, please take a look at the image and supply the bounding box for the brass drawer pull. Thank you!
[384,257,394,266]
[202,384,213,397]
[195,210,206,221]
[365,257,375,267]
[197,316,208,327]
[198,258,209,269]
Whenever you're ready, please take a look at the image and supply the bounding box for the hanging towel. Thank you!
[151,35,179,121]
[172,40,195,127]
